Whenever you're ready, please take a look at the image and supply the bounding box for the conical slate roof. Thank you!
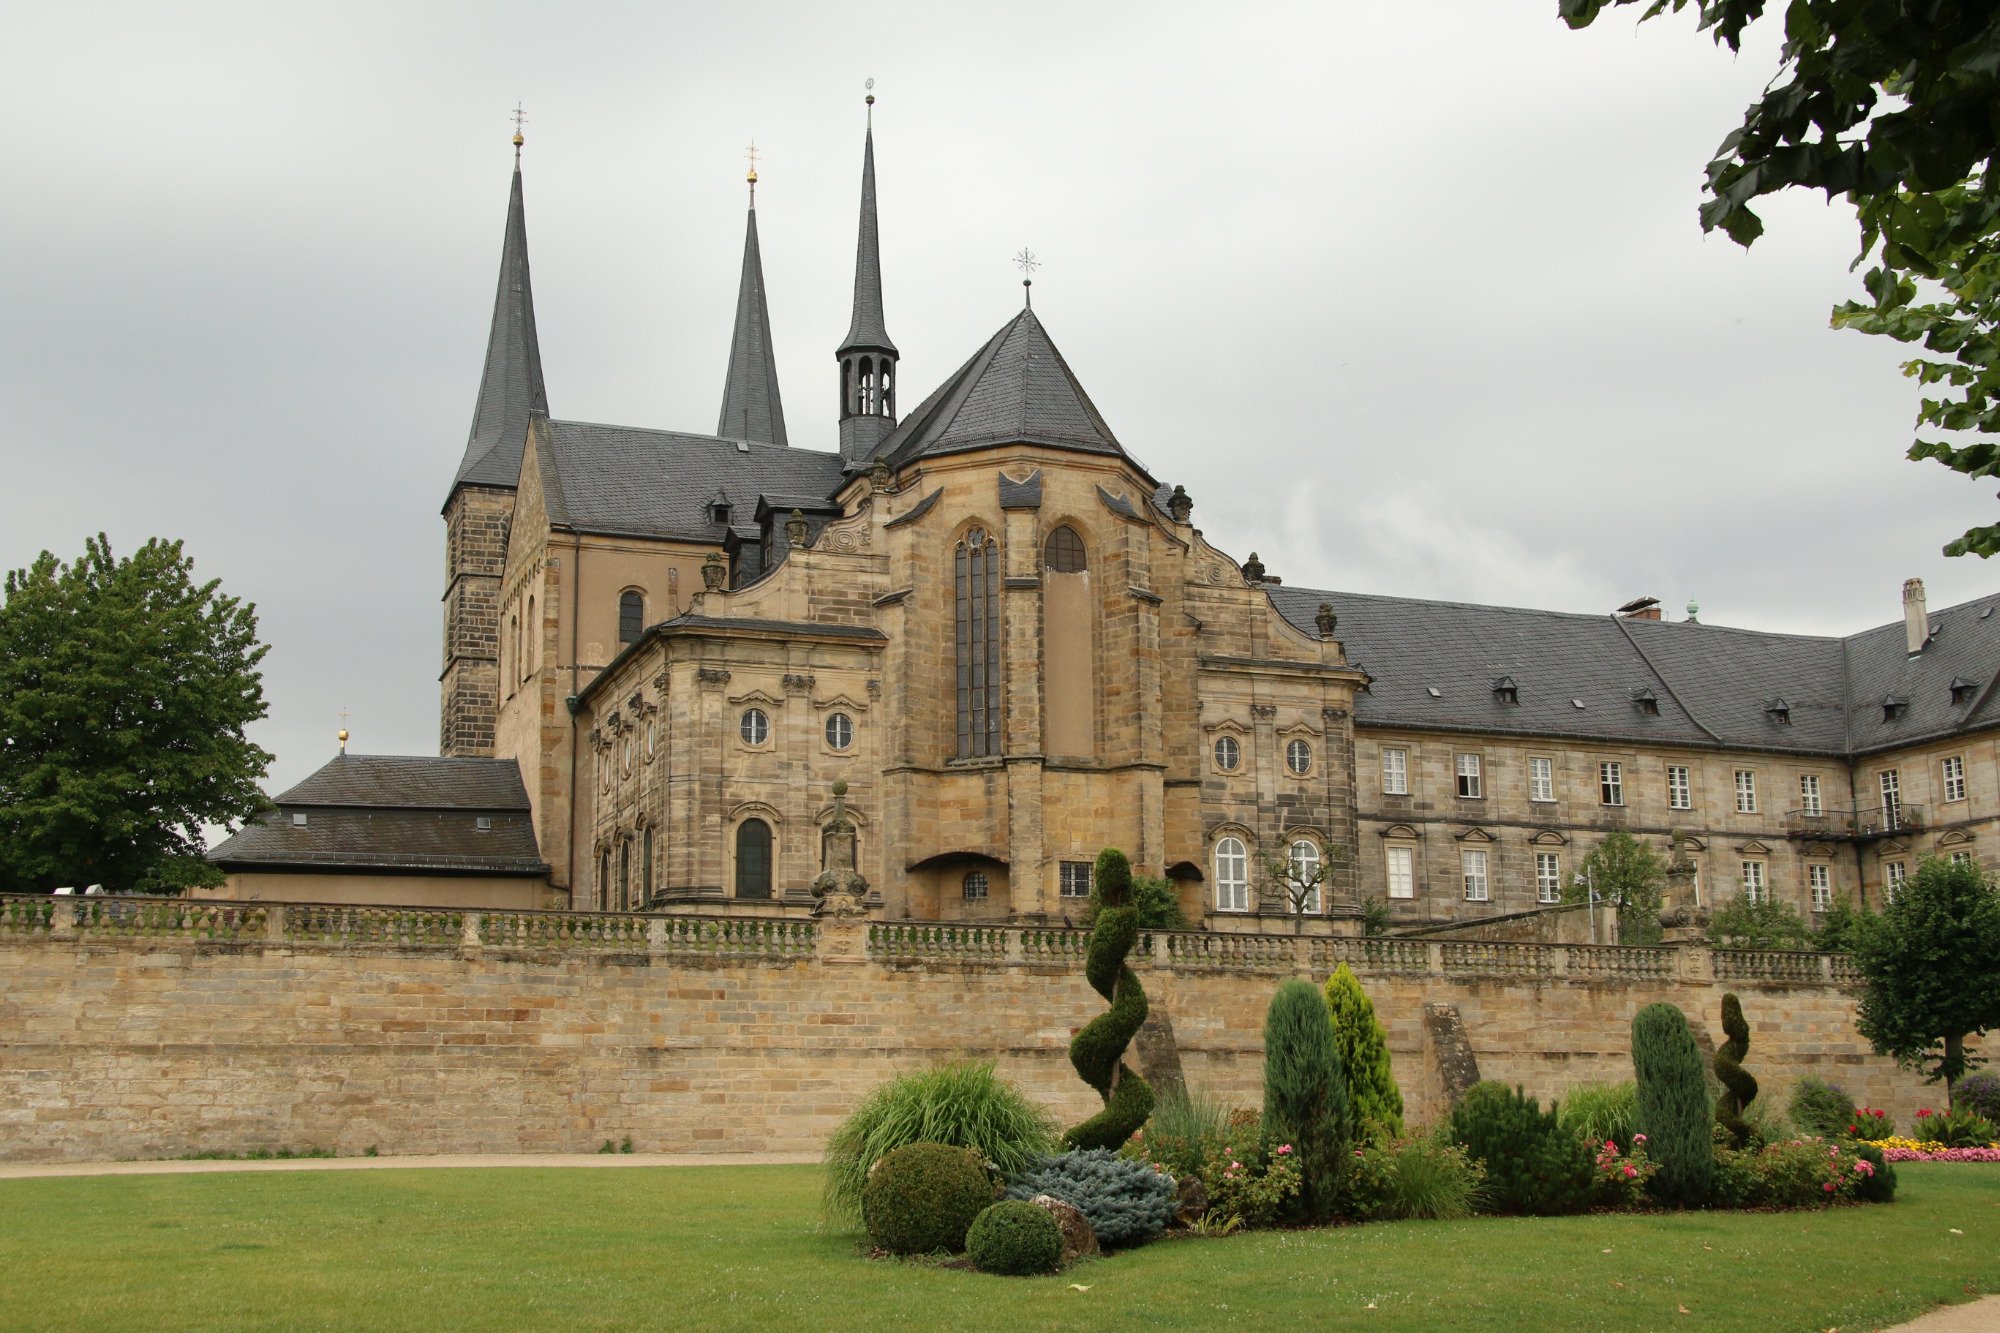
[876,307,1135,471]
[717,206,788,446]
[838,126,896,355]
[452,162,549,494]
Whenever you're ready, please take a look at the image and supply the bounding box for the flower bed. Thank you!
[1877,1137,2000,1163]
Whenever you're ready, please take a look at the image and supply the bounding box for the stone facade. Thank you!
[0,899,1943,1164]
[440,485,515,759]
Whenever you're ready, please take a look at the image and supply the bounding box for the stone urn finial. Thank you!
[1241,551,1266,584]
[869,457,895,495]
[810,779,869,917]
[701,551,727,592]
[1315,602,1338,638]
[1167,484,1192,523]
[786,508,810,549]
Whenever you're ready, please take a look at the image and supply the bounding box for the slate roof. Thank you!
[716,205,788,447]
[540,420,845,543]
[838,125,896,356]
[873,309,1144,475]
[208,755,546,875]
[1268,586,2000,756]
[452,164,549,496]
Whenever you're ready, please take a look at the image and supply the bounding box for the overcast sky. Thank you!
[4,1,1994,804]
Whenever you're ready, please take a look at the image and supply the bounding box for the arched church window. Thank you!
[955,526,1002,757]
[859,356,875,414]
[525,596,535,677]
[642,828,655,902]
[1215,836,1249,912]
[735,819,773,900]
[598,849,609,911]
[1289,839,1321,913]
[508,612,519,696]
[619,591,644,645]
[618,839,631,910]
[1044,525,1086,574]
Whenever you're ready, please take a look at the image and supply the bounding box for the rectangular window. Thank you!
[1799,774,1822,817]
[1734,769,1757,814]
[1059,861,1092,899]
[1462,850,1489,902]
[1809,864,1831,912]
[1951,850,1975,868]
[1740,860,1766,905]
[1529,757,1554,803]
[1386,846,1415,900]
[1599,761,1623,807]
[1943,755,1967,803]
[1456,753,1482,799]
[1885,861,1907,900]
[1535,852,1562,905]
[1667,765,1691,811]
[1880,769,1902,828]
[1382,747,1408,796]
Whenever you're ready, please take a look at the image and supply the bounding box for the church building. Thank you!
[226,99,2000,930]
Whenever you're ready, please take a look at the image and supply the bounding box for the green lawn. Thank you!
[3,1163,1998,1331]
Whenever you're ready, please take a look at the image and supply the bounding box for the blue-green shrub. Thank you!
[1006,1148,1176,1248]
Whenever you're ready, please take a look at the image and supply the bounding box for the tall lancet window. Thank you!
[1042,525,1094,756]
[955,526,1002,757]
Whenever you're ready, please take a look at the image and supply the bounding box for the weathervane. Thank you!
[745,138,760,205]
[337,707,351,755]
[511,102,528,165]
[1014,248,1040,308]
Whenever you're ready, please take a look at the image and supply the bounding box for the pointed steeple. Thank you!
[716,167,789,446]
[452,136,549,494]
[836,87,899,465]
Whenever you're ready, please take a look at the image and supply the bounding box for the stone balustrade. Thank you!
[0,894,1860,984]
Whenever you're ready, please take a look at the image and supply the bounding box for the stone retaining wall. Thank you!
[0,896,1931,1164]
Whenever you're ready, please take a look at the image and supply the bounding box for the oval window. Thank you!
[1287,738,1312,775]
[740,708,770,746]
[1214,736,1241,772]
[825,712,854,751]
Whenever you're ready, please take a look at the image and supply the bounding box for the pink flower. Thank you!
[1919,1108,1934,1119]
[1623,1165,1637,1179]
[1823,1181,1837,1193]
[1276,1144,1293,1155]
[1855,1161,1874,1176]
[1230,1161,1241,1171]
[1633,1134,1647,1144]
[1605,1140,1618,1151]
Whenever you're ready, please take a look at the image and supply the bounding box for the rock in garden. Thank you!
[1029,1194,1098,1265]
[1174,1175,1209,1226]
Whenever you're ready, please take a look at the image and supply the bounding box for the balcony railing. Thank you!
[1784,804,1926,839]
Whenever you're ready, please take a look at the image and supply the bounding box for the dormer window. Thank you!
[1492,676,1519,705]
[710,502,731,525]
[1882,695,1908,722]
[1766,698,1791,725]
[1632,689,1659,716]
[291,812,308,827]
[1951,677,1977,705]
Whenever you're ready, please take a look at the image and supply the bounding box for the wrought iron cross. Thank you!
[1014,248,1040,307]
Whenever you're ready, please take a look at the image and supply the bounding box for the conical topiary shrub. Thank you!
[1632,1002,1714,1207]
[1063,848,1154,1150]
[1264,977,1351,1222]
[1323,963,1404,1139]
[1712,992,1759,1148]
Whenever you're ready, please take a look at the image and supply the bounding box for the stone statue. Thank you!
[809,780,870,918]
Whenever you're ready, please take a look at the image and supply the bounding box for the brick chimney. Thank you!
[1617,596,1662,621]
[1903,578,1930,655]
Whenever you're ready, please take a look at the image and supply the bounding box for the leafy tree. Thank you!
[1256,837,1349,933]
[1852,857,2000,1100]
[1813,899,1873,954]
[1560,1,2000,557]
[1706,893,1816,950]
[0,535,270,894]
[1563,830,1667,945]
[1322,963,1404,1138]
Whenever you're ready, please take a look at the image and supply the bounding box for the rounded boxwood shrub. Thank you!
[967,1200,1063,1275]
[862,1143,994,1255]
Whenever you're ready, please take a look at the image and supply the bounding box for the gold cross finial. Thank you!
[745,139,759,204]
[336,707,351,755]
[510,102,528,164]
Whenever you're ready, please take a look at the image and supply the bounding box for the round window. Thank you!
[739,707,770,746]
[1287,738,1312,775]
[962,871,988,901]
[1214,736,1240,772]
[825,712,854,750]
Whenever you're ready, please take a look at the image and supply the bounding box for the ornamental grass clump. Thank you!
[861,1143,996,1256]
[1557,1081,1639,1152]
[1005,1148,1176,1248]
[821,1061,1057,1228]
[966,1201,1063,1276]
[1262,978,1351,1223]
[1788,1076,1857,1139]
[1323,964,1404,1140]
[1631,1002,1714,1208]
[1712,993,1760,1149]
[1345,1132,1485,1221]
[1130,1084,1229,1184]
[1446,1081,1591,1216]
[1064,849,1155,1151]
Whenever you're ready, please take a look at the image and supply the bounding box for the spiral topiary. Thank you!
[1063,848,1155,1150]
[967,1200,1064,1275]
[1712,992,1759,1148]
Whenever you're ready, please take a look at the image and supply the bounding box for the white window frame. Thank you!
[1382,747,1408,795]
[739,707,771,746]
[1385,844,1415,900]
[1950,850,1975,868]
[824,712,854,751]
[1456,753,1482,800]
[1286,738,1313,777]
[1808,863,1831,912]
[1880,769,1902,825]
[1734,769,1757,814]
[1599,761,1623,807]
[1215,837,1249,912]
[1741,860,1766,905]
[1667,765,1691,811]
[1059,860,1092,899]
[1288,839,1321,913]
[1213,735,1241,773]
[1529,757,1554,804]
[1535,852,1561,905]
[1943,755,1967,804]
[1885,860,1907,900]
[1462,850,1489,902]
[1799,773,1822,817]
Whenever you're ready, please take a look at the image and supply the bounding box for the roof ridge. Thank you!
[1613,611,1723,743]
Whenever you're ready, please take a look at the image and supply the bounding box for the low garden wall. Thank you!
[0,895,1931,1164]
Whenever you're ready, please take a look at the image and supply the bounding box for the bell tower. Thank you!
[837,86,898,465]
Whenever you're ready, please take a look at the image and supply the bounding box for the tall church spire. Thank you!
[451,131,549,494]
[836,85,898,465]
[716,157,789,446]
